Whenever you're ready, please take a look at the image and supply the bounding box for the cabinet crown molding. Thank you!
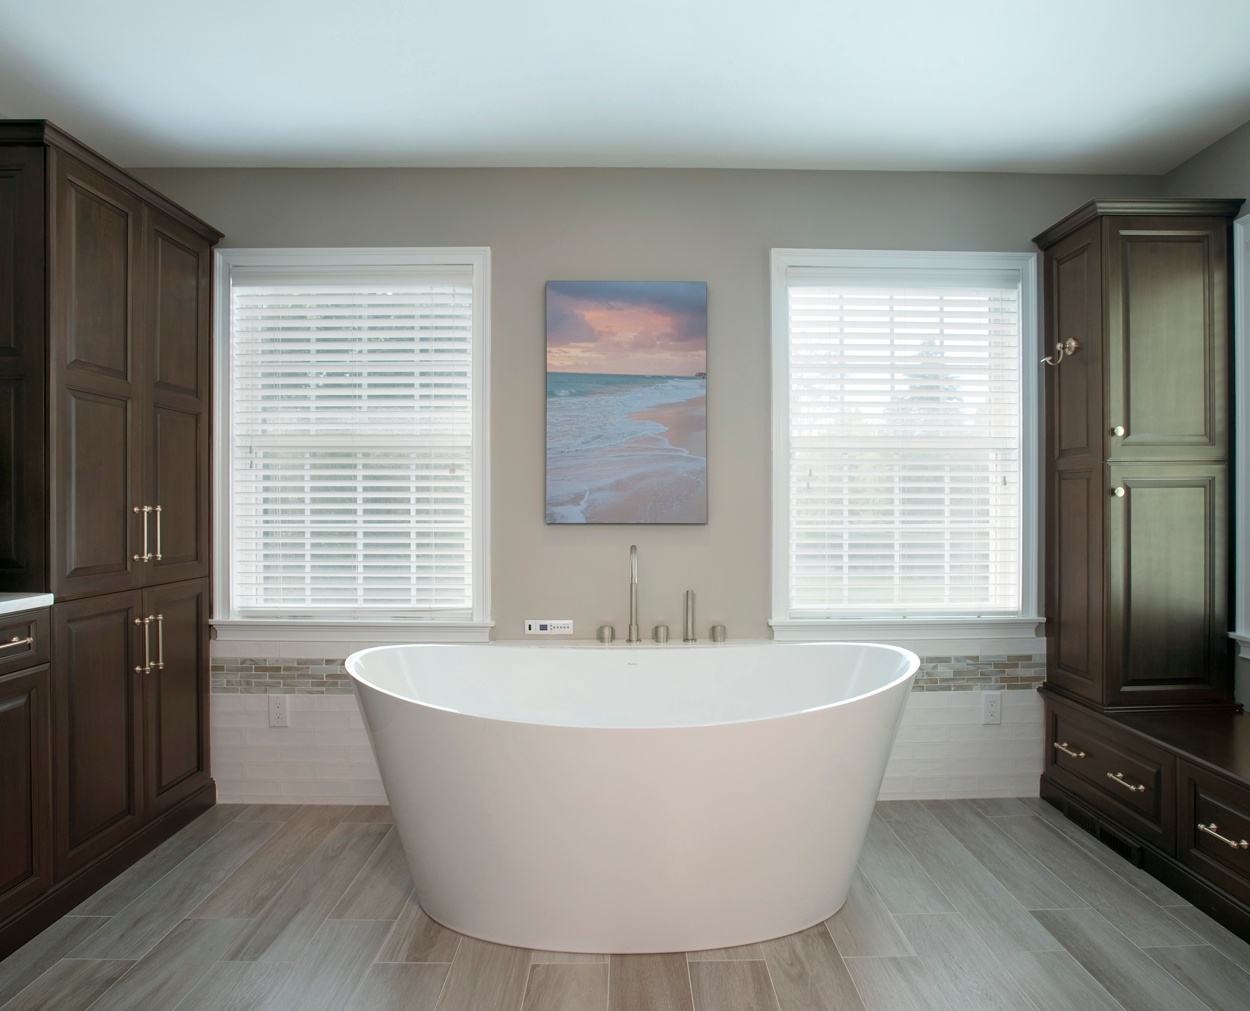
[0,119,223,243]
[1033,198,1244,250]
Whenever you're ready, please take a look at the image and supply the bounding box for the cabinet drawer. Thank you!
[0,609,50,676]
[1044,697,1176,851]
[1178,761,1250,906]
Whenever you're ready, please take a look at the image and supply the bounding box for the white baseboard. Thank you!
[210,689,1042,806]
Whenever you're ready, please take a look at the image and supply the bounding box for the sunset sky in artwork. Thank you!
[546,281,707,376]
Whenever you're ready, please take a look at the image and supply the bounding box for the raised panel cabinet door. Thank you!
[141,578,209,815]
[51,591,145,877]
[0,664,53,923]
[0,146,47,592]
[1044,220,1104,702]
[1105,217,1229,462]
[1104,463,1230,707]
[48,150,146,600]
[143,206,210,585]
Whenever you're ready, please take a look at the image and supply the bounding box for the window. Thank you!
[770,249,1039,641]
[213,248,490,638]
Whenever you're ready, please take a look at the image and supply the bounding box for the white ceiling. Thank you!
[2,0,1249,173]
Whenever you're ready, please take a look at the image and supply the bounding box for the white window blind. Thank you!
[784,265,1022,617]
[228,265,477,617]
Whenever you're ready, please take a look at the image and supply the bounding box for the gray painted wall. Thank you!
[137,166,1164,640]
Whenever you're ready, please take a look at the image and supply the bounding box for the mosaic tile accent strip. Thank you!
[211,652,1046,694]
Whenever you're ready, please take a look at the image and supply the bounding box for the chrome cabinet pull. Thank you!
[1198,822,1249,850]
[134,616,152,674]
[153,505,163,561]
[0,635,33,651]
[1111,486,1127,498]
[155,613,165,670]
[1106,771,1147,793]
[1053,741,1086,759]
[133,505,153,562]
[1042,337,1080,367]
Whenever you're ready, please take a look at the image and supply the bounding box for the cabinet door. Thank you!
[1045,221,1105,704]
[0,146,47,592]
[0,664,53,923]
[142,579,209,816]
[1105,217,1229,462]
[1105,464,1230,707]
[52,591,145,877]
[48,151,146,600]
[143,207,211,586]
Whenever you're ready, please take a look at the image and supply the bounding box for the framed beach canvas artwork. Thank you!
[545,281,707,524]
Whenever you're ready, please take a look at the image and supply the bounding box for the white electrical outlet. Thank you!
[268,694,289,727]
[525,619,573,635]
[981,691,1002,725]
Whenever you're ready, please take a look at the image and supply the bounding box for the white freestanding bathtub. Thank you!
[346,641,918,953]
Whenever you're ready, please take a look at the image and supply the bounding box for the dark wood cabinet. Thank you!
[1036,200,1240,711]
[0,147,47,592]
[51,591,145,878]
[0,657,52,923]
[142,579,210,816]
[1037,198,1249,943]
[0,121,220,958]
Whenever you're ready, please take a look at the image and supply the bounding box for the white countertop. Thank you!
[0,592,54,617]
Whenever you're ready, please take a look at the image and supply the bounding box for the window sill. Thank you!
[770,616,1045,654]
[212,618,494,648]
[1230,632,1250,659]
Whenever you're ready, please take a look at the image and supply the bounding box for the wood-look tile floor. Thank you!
[3,798,1250,1010]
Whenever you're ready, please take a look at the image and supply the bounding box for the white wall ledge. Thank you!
[211,619,494,658]
[770,617,1045,655]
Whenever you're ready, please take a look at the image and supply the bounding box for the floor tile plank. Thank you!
[1163,904,1250,973]
[524,962,609,1011]
[436,937,534,1011]
[330,826,412,920]
[923,800,1088,910]
[1000,950,1124,1011]
[74,804,245,916]
[0,915,109,1005]
[531,949,609,964]
[263,918,393,1011]
[760,924,864,1011]
[88,918,247,1011]
[3,958,133,1011]
[971,798,1036,817]
[876,801,1059,954]
[843,957,949,1011]
[1144,943,1250,1011]
[72,819,280,960]
[228,820,390,961]
[858,813,955,916]
[190,805,346,918]
[377,893,463,963]
[170,960,293,1011]
[1032,908,1208,1011]
[894,912,1035,1010]
[688,959,778,1011]
[686,942,764,961]
[1021,798,1193,907]
[350,962,451,1010]
[994,815,1200,947]
[826,869,914,957]
[608,953,694,1011]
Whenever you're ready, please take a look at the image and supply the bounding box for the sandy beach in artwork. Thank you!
[545,376,707,524]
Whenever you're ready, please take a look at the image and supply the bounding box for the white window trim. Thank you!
[1233,215,1250,660]
[768,248,1043,651]
[211,246,493,644]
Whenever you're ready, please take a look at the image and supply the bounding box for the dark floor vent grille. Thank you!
[1065,804,1099,836]
[1097,824,1143,866]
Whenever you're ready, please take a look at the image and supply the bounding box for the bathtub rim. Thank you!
[345,639,919,732]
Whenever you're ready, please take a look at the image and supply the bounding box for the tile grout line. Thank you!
[821,918,871,1009]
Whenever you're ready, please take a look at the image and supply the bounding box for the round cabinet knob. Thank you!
[1111,425,1126,437]
[1112,486,1127,498]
